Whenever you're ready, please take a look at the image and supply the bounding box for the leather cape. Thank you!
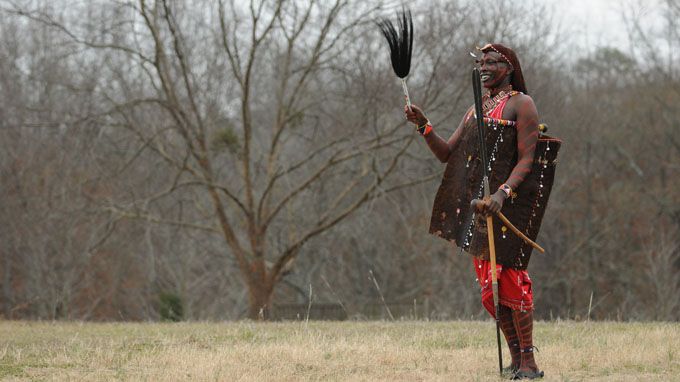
[429,109,561,270]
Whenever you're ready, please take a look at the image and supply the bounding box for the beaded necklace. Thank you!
[481,85,516,115]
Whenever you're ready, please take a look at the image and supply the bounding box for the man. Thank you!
[405,44,547,380]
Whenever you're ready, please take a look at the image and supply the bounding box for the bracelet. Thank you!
[499,183,512,198]
[416,121,433,136]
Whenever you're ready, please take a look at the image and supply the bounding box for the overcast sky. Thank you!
[545,0,663,53]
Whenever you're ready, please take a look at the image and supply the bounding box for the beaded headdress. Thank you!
[478,43,528,95]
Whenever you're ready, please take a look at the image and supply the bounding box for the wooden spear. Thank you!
[471,66,504,376]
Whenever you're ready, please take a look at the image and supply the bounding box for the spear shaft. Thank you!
[472,67,503,376]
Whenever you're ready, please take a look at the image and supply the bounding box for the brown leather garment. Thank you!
[429,117,561,270]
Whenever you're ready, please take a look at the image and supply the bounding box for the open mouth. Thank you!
[481,73,491,82]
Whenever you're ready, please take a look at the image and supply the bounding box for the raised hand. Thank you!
[404,104,429,126]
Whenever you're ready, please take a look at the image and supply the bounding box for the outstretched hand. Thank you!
[404,104,429,126]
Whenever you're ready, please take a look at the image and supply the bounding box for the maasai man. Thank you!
[405,44,545,380]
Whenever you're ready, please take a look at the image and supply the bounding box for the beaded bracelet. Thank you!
[499,183,512,198]
[416,121,433,136]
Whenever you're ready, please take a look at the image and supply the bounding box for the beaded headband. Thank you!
[477,44,514,70]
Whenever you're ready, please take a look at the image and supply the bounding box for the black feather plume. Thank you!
[377,9,413,79]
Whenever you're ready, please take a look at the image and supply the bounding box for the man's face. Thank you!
[479,51,512,89]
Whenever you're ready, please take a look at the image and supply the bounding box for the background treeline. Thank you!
[0,0,677,321]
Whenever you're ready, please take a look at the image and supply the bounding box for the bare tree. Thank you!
[4,0,445,319]
[4,0,677,322]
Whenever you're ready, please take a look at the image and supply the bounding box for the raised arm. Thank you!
[405,104,470,163]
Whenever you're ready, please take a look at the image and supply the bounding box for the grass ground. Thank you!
[0,320,678,381]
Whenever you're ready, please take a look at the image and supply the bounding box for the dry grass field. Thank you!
[0,320,678,381]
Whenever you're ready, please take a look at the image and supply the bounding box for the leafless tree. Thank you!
[1,0,677,321]
[3,0,445,319]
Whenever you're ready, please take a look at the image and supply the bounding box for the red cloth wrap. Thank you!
[474,258,534,318]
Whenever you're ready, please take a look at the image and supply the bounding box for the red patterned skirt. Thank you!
[473,258,534,318]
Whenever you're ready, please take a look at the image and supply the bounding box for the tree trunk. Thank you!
[2,252,11,318]
[246,260,274,320]
[247,280,273,320]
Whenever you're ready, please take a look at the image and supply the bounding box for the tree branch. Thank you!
[270,136,415,283]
